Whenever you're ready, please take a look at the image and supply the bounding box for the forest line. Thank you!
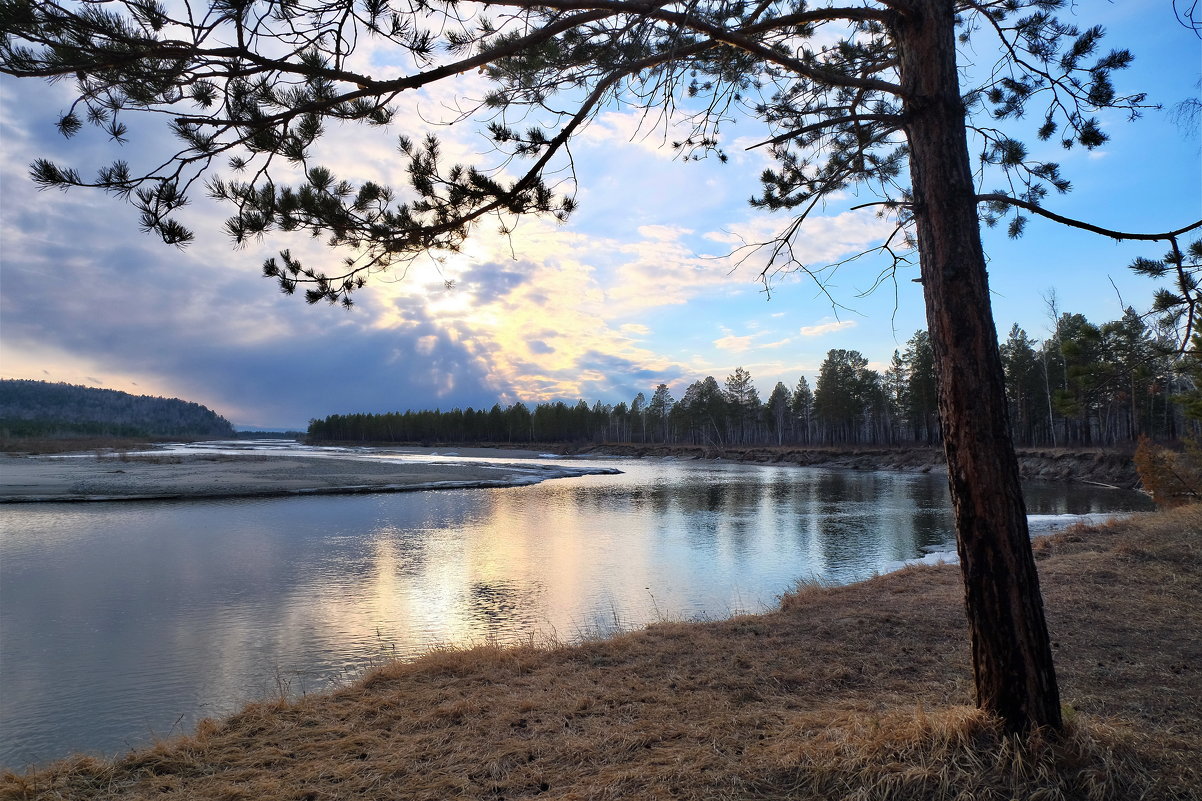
[0,379,235,440]
[309,308,1201,449]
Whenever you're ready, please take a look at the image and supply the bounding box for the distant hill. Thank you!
[0,379,235,439]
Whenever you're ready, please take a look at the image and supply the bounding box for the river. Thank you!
[0,444,1152,769]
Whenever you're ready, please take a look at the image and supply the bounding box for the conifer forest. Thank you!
[310,309,1201,448]
[0,380,236,439]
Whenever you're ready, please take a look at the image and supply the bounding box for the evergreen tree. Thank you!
[858,369,890,445]
[676,377,727,446]
[1043,313,1103,445]
[307,316,1200,450]
[813,349,879,444]
[1098,309,1156,444]
[723,366,761,445]
[903,330,939,445]
[1000,325,1047,446]
[647,384,675,444]
[883,350,908,444]
[791,376,815,445]
[765,381,792,446]
[506,403,533,442]
[630,392,647,443]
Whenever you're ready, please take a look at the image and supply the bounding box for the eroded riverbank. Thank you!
[546,443,1141,488]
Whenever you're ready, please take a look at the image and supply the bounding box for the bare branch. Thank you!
[745,113,902,150]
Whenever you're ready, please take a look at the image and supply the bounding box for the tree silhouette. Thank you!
[4,0,1200,732]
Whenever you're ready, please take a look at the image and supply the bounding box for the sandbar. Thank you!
[0,448,620,503]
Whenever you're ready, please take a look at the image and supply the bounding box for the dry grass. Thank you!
[0,437,159,455]
[3,507,1199,801]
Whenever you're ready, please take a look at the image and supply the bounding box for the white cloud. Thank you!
[637,224,692,242]
[799,320,857,337]
[577,110,687,159]
[712,328,794,352]
[714,333,756,351]
[706,208,896,271]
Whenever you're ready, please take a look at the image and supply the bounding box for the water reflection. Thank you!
[0,458,1151,769]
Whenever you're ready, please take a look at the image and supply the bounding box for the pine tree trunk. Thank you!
[895,0,1062,733]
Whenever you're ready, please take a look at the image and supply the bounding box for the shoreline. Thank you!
[0,441,1142,504]
[303,440,1142,488]
[550,442,1141,488]
[4,506,1198,798]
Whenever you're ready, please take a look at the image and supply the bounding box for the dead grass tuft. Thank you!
[756,706,1166,801]
[778,575,840,610]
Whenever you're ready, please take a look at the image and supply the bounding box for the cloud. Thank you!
[714,334,756,351]
[0,225,503,426]
[456,263,533,304]
[799,320,857,337]
[601,234,747,312]
[704,208,897,281]
[713,331,795,352]
[577,110,683,159]
[636,225,692,242]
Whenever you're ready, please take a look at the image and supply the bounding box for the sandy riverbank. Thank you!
[0,449,619,503]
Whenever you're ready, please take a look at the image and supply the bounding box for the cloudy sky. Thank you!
[1,3,1199,429]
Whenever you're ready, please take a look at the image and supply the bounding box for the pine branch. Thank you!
[472,0,905,94]
[975,194,1202,242]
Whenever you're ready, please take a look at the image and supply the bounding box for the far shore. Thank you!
[0,439,1143,503]
[310,440,1142,488]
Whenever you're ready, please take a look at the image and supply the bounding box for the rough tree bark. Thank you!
[895,0,1063,733]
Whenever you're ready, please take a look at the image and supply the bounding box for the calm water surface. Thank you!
[0,451,1151,768]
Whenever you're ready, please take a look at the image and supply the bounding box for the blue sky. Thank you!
[1,2,1199,429]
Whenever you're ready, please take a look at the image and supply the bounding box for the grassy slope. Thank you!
[3,508,1199,801]
[0,436,161,455]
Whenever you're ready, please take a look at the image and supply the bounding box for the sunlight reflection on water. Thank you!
[0,450,1152,769]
